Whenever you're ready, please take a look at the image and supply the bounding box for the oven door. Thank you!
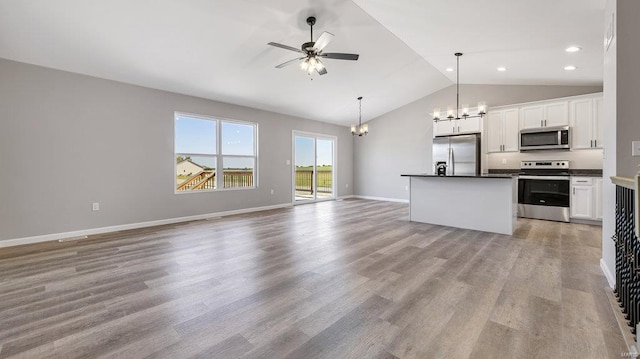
[518,176,570,207]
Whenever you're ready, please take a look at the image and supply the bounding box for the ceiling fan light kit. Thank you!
[433,53,487,123]
[268,16,359,77]
[351,96,368,136]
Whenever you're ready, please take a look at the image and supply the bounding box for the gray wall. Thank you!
[616,0,640,177]
[354,84,603,200]
[602,0,639,287]
[0,58,353,241]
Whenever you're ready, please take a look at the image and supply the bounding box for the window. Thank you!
[175,113,257,192]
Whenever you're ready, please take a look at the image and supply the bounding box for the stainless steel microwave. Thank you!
[519,126,570,151]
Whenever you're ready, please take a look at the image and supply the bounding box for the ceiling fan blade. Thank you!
[267,42,304,53]
[320,53,359,61]
[275,57,305,68]
[313,31,334,52]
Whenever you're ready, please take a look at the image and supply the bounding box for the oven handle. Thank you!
[518,175,571,180]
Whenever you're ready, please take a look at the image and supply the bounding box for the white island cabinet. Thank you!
[401,174,517,235]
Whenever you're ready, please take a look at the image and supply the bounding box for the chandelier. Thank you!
[433,53,487,122]
[351,96,368,136]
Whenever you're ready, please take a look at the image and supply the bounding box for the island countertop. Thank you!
[401,173,515,179]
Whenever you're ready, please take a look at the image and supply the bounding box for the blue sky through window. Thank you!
[295,136,333,167]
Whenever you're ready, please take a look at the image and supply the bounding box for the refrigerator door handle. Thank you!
[451,148,455,175]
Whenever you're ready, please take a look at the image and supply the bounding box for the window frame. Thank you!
[174,112,258,194]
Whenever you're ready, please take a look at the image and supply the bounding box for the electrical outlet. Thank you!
[286,160,291,165]
[346,183,349,188]
[502,158,507,164]
[270,189,274,195]
[92,202,99,211]
[632,141,640,157]
[405,185,409,191]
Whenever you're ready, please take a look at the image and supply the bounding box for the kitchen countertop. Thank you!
[488,169,603,177]
[401,173,515,179]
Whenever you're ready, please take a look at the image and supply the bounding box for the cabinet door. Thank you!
[570,99,594,149]
[434,120,455,137]
[486,111,503,153]
[458,116,482,134]
[545,102,569,127]
[593,97,604,149]
[594,178,603,220]
[571,185,593,219]
[521,105,544,129]
[502,108,520,152]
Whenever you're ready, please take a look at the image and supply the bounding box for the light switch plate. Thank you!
[633,141,640,157]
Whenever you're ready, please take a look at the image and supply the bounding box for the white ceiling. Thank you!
[0,0,604,126]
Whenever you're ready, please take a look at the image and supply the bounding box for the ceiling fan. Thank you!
[267,16,359,76]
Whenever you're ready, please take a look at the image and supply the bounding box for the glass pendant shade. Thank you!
[351,97,368,137]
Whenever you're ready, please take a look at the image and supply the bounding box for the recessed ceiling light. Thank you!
[497,67,507,72]
[566,46,582,53]
[446,68,454,72]
[564,65,577,71]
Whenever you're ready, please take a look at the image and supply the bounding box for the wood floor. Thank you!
[0,199,628,358]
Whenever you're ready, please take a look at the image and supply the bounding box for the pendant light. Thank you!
[433,53,487,122]
[351,96,368,136]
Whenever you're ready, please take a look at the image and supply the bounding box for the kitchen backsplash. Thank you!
[487,149,603,170]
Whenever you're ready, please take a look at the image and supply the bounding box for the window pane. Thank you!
[176,155,216,191]
[222,122,254,155]
[317,139,334,198]
[223,157,254,188]
[175,115,216,154]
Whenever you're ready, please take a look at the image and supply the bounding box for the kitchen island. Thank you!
[401,174,517,235]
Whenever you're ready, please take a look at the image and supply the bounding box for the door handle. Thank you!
[451,148,455,174]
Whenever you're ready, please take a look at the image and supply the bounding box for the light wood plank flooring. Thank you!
[0,199,628,358]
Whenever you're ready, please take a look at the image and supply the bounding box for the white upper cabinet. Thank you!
[503,109,520,152]
[545,102,569,127]
[521,105,544,129]
[434,120,455,137]
[569,94,603,150]
[458,116,482,134]
[570,98,594,149]
[486,112,503,153]
[594,97,604,148]
[433,117,482,137]
[486,108,519,153]
[520,102,568,129]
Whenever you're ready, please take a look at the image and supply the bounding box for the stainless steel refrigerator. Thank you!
[432,134,481,175]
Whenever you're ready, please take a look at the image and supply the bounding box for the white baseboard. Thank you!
[353,195,409,203]
[601,258,616,289]
[0,203,293,249]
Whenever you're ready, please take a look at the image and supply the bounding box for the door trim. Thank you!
[292,130,337,204]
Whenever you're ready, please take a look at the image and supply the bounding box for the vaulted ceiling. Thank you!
[0,0,604,126]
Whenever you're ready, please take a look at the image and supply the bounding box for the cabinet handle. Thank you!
[573,187,575,195]
[540,120,543,127]
[577,181,588,183]
[594,139,597,147]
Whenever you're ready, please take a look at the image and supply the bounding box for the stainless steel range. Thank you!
[517,160,570,222]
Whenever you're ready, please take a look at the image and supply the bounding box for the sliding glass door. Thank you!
[293,132,336,203]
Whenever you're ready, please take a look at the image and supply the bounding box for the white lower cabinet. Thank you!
[570,177,603,221]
